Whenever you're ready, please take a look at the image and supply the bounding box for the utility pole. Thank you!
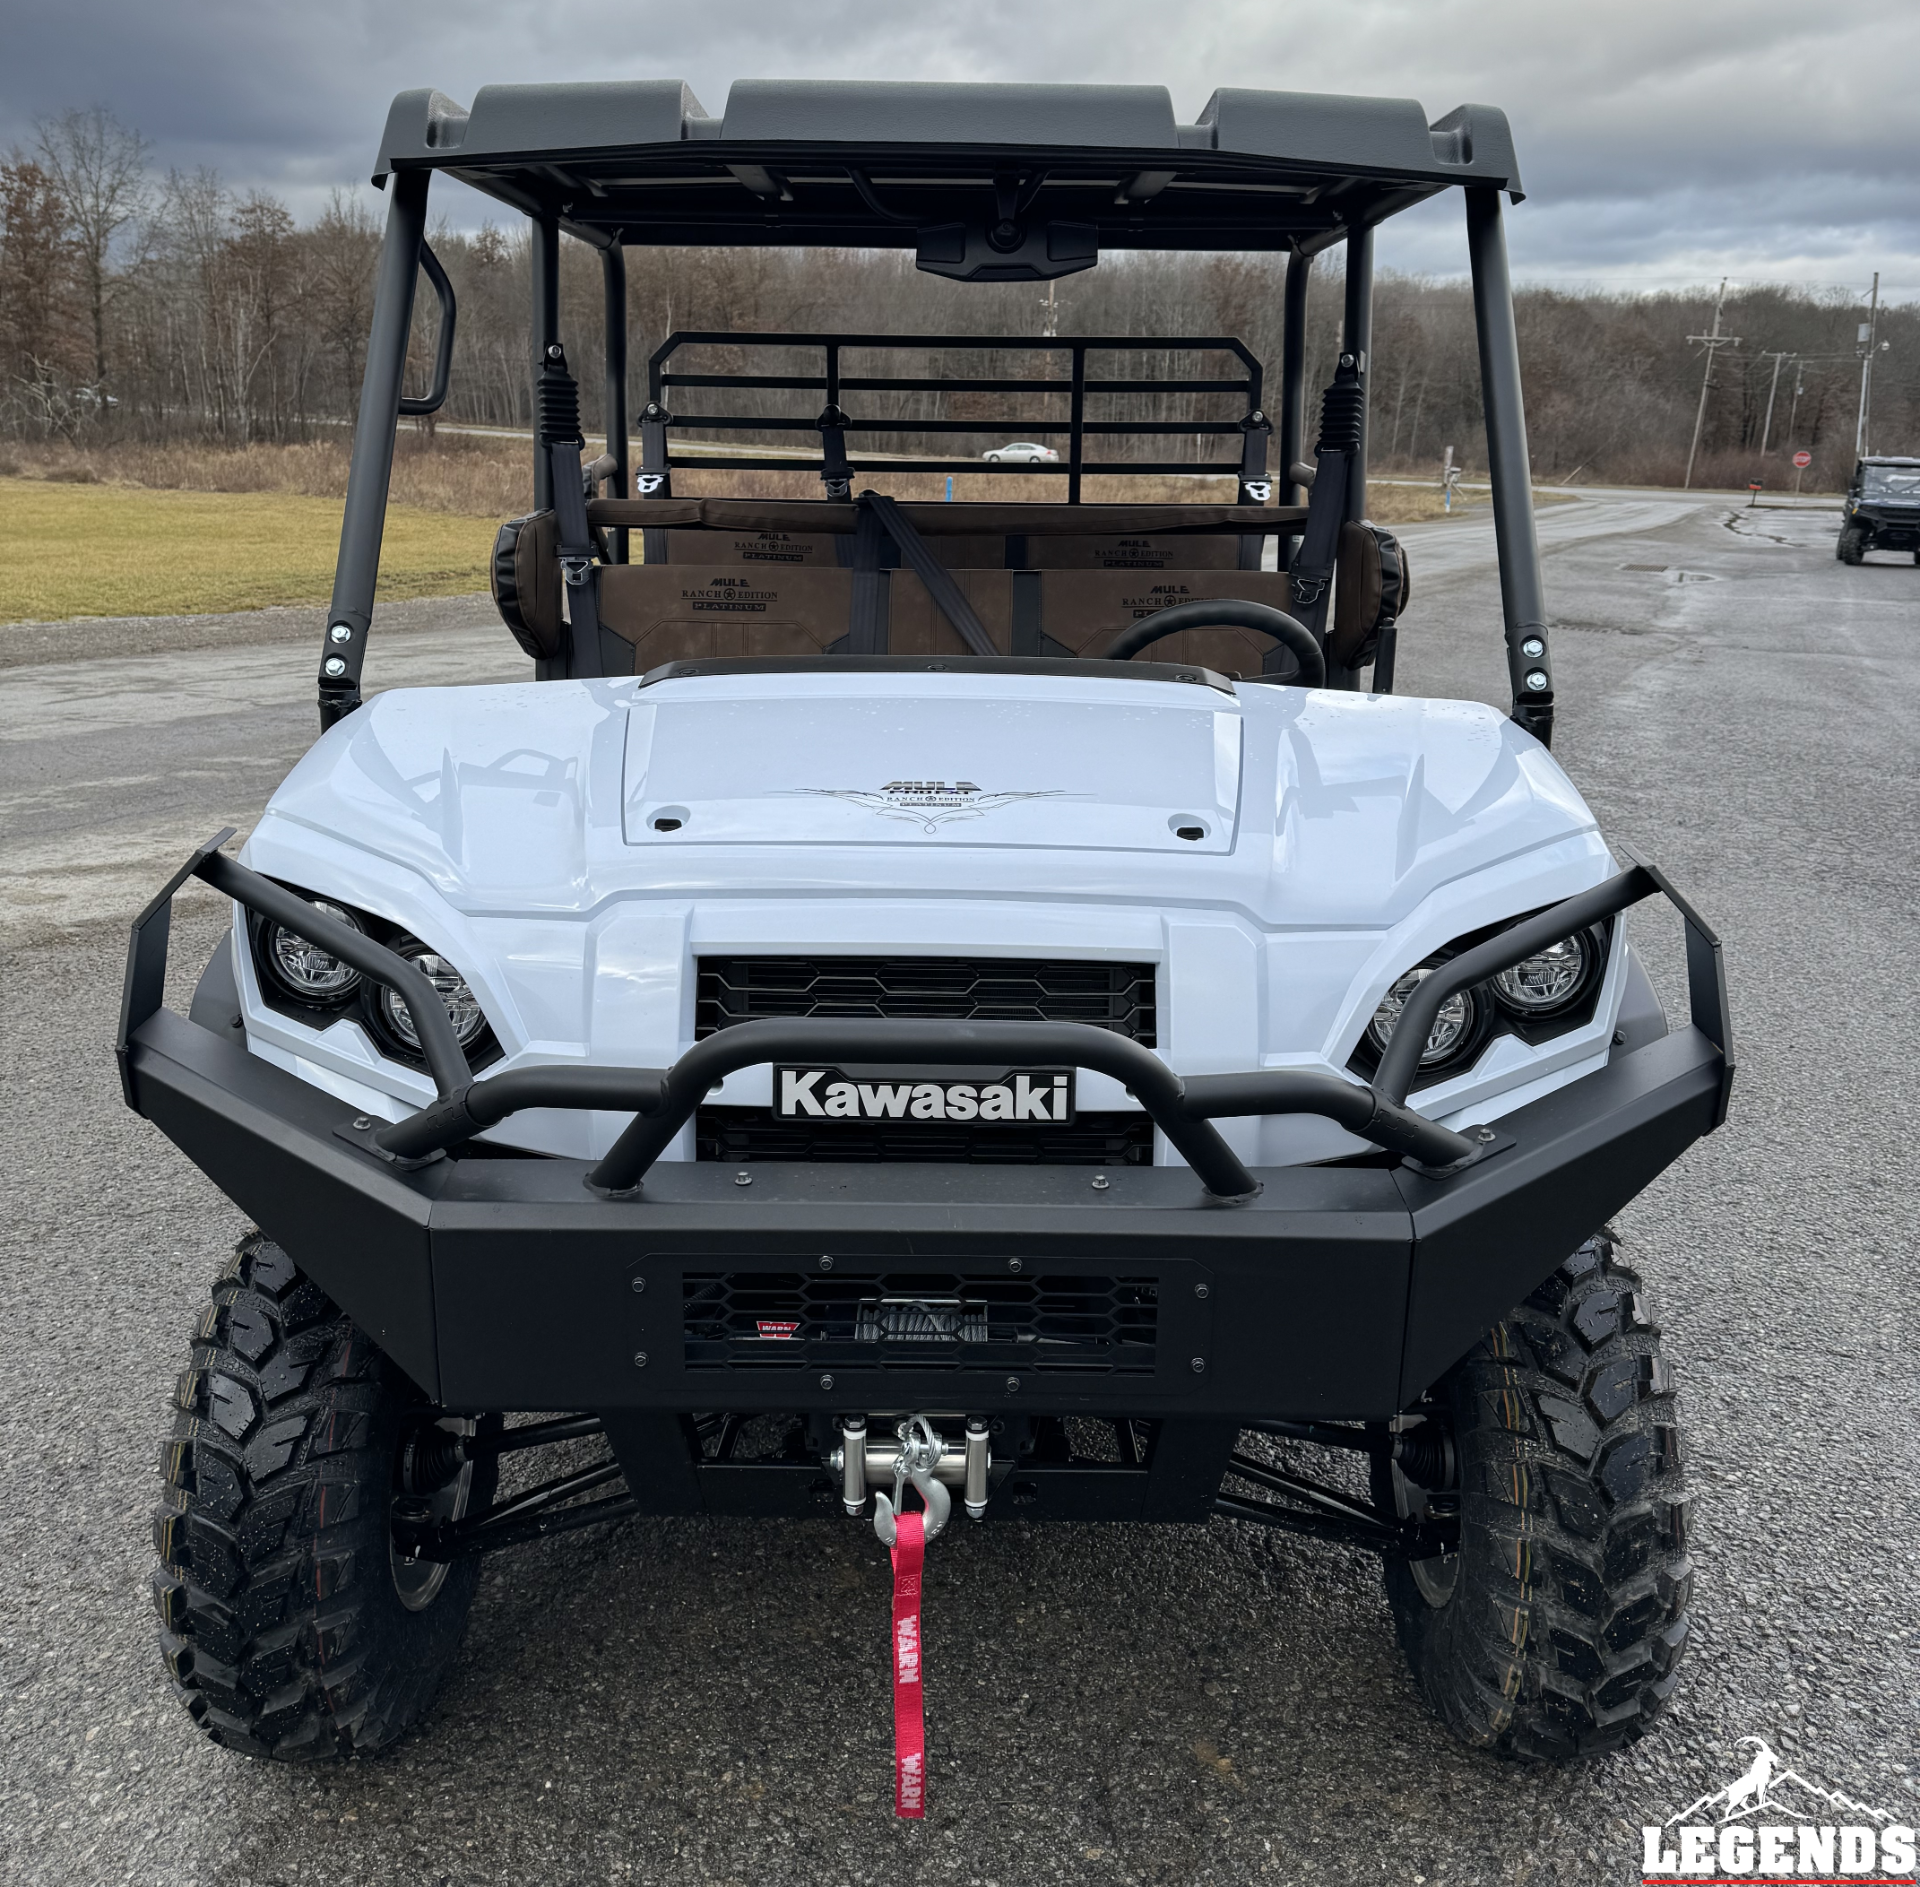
[1758,350,1792,455]
[1684,279,1740,490]
[1855,271,1881,459]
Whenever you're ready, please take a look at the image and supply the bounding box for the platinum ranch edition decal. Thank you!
[789,780,1072,835]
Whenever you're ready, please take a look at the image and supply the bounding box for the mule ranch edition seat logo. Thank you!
[1641,1737,1915,1880]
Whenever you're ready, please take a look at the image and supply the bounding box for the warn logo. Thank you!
[776,1066,1075,1124]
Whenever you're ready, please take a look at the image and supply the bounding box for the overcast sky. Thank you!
[4,0,1917,301]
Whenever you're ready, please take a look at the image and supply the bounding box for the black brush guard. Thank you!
[119,836,1730,1543]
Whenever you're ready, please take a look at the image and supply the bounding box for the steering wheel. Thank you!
[1102,599,1326,687]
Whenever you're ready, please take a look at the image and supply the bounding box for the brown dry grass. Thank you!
[0,435,1470,524]
[0,430,532,519]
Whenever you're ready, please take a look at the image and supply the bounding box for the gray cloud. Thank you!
[4,0,1916,295]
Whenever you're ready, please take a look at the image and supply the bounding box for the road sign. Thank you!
[1793,450,1812,469]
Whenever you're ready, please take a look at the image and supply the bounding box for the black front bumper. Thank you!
[124,979,1727,1425]
[1852,508,1920,549]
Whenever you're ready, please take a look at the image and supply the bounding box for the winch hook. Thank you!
[873,1415,951,1547]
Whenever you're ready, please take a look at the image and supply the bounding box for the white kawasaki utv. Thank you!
[123,77,1731,1768]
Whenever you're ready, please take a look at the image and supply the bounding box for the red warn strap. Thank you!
[890,1510,926,1818]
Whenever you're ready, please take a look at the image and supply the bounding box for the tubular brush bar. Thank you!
[193,852,473,1099]
[377,1064,668,1162]
[1374,865,1658,1105]
[586,1018,1261,1198]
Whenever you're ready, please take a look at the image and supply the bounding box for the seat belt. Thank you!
[860,492,999,659]
[1281,353,1365,672]
[844,497,889,654]
[536,344,604,681]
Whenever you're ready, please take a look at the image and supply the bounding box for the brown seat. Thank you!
[663,524,1239,572]
[1023,533,1239,571]
[598,566,856,670]
[517,557,1307,679]
[1032,569,1297,675]
[504,498,1353,680]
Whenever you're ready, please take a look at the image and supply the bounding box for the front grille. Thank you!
[695,956,1157,1046]
[696,1107,1156,1167]
[683,1269,1159,1374]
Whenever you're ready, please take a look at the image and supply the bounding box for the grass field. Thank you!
[0,434,1473,622]
[0,479,495,623]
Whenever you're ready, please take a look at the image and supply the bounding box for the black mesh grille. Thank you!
[697,1107,1155,1167]
[683,1269,1159,1374]
[695,956,1156,1046]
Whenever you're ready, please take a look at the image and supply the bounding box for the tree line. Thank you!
[4,107,1914,489]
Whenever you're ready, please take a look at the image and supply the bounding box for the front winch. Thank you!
[831,1415,992,1534]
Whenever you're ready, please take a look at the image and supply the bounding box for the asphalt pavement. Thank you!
[2,491,1916,1886]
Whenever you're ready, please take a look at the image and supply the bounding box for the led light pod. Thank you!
[1365,966,1482,1069]
[264,902,364,1000]
[378,942,489,1049]
[1492,931,1598,1017]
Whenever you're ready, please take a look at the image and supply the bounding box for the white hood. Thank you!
[622,673,1240,853]
[254,668,1600,927]
[241,668,1620,1163]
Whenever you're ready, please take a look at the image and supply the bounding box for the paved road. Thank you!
[3,494,1917,1885]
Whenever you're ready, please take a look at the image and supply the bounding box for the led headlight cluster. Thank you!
[263,902,364,999]
[1358,924,1608,1084]
[376,943,490,1051]
[251,888,498,1070]
[1492,933,1594,1015]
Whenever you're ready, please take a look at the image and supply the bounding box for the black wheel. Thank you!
[1375,1233,1691,1760]
[1838,529,1866,565]
[151,1233,495,1760]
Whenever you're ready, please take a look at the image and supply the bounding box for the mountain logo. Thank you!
[1641,1735,1913,1879]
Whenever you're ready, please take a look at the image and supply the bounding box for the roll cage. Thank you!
[320,79,1552,739]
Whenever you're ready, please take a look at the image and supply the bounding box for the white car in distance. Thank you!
[982,441,1061,462]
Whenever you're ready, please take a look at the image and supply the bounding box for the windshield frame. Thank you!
[1860,466,1920,500]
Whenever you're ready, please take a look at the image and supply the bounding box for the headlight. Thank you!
[1365,966,1483,1068]
[377,941,489,1050]
[264,902,364,1000]
[1492,930,1598,1017]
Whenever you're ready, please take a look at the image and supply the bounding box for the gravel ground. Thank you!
[2,494,1917,1885]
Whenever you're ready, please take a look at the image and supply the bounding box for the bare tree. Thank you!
[34,106,149,397]
[0,156,85,431]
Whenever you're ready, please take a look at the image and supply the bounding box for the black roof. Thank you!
[374,80,1520,257]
